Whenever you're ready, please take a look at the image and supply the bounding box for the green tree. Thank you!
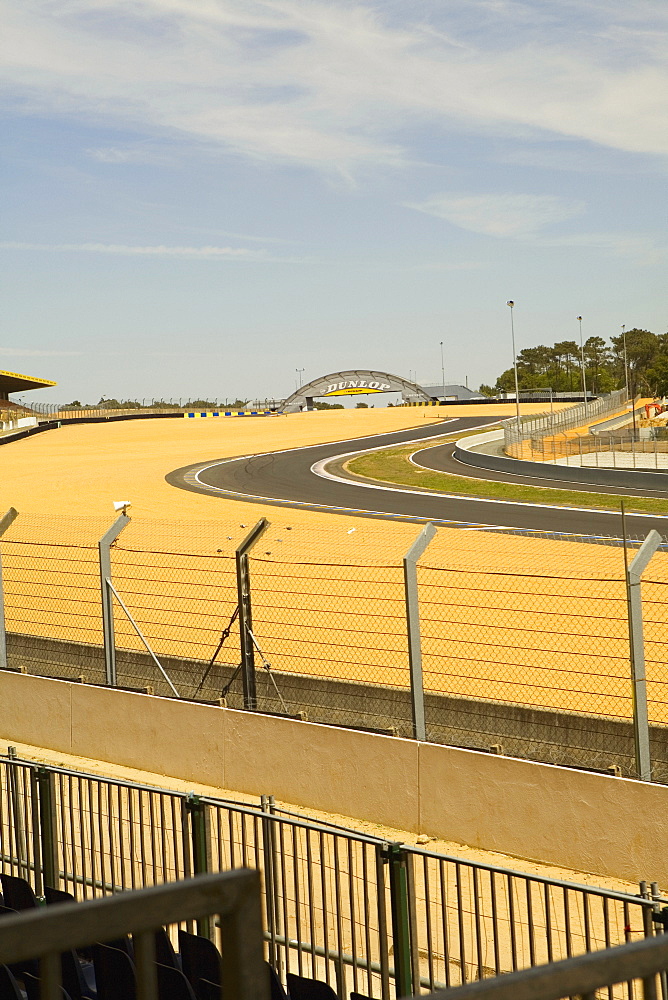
[610,329,658,395]
[583,337,611,394]
[552,341,580,392]
[646,355,668,397]
[516,345,553,377]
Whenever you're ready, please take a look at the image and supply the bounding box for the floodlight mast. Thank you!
[577,316,588,418]
[507,301,521,430]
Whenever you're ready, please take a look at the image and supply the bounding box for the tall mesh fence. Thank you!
[417,532,636,770]
[2,513,668,778]
[247,525,410,731]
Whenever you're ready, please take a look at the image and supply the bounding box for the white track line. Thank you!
[185,421,668,525]
[410,443,668,497]
[311,444,668,521]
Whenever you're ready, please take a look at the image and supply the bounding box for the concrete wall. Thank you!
[455,430,668,489]
[0,416,37,433]
[1,670,667,884]
[12,631,668,780]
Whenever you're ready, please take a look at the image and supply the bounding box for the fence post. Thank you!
[0,507,18,671]
[403,523,436,742]
[7,746,27,877]
[385,843,413,998]
[627,530,662,781]
[261,795,283,975]
[33,766,58,893]
[236,519,269,711]
[375,845,392,1000]
[98,512,131,687]
[185,793,211,936]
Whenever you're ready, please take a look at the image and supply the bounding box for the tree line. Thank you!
[479,328,668,398]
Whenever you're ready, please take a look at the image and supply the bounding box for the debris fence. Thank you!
[1,511,668,781]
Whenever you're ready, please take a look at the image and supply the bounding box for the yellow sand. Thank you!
[2,403,666,724]
[0,403,566,523]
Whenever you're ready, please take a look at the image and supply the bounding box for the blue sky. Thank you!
[1,0,667,404]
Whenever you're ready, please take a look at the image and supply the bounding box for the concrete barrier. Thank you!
[1,670,667,883]
[455,431,668,489]
[10,631,668,779]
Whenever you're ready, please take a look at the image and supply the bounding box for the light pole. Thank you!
[622,324,629,398]
[440,342,445,401]
[295,368,305,390]
[577,316,588,418]
[507,301,521,429]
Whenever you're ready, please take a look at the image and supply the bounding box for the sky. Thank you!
[1,0,667,404]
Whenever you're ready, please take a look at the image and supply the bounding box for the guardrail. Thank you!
[0,752,657,1000]
[502,388,629,457]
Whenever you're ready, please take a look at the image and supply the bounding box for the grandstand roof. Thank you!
[0,368,57,397]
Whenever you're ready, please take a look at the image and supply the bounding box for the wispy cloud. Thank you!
[0,242,302,261]
[403,190,665,262]
[404,193,585,238]
[1,0,668,177]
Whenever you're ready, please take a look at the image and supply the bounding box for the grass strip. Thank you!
[346,439,668,514]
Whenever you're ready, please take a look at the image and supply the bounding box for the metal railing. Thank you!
[529,430,668,469]
[0,869,266,1000]
[502,388,628,456]
[17,400,283,420]
[0,752,657,999]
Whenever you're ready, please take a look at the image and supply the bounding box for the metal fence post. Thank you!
[386,843,413,998]
[0,507,18,671]
[627,530,662,781]
[185,793,211,936]
[98,512,131,686]
[261,795,283,975]
[403,523,437,742]
[33,766,58,893]
[236,519,269,711]
[7,746,27,877]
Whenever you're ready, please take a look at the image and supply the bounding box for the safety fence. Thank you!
[502,389,628,457]
[1,511,668,781]
[0,751,660,999]
[527,431,668,470]
[21,400,283,420]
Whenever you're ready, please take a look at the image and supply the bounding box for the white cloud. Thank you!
[1,0,668,176]
[0,241,301,261]
[404,193,585,238]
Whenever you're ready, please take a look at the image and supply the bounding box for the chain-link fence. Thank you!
[1,512,667,780]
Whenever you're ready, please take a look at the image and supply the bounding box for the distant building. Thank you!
[420,383,484,402]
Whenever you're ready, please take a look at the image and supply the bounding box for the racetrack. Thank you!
[167,416,668,537]
[413,442,668,498]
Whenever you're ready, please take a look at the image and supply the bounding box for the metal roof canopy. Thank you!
[0,369,57,397]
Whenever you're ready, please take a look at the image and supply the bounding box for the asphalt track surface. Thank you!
[166,416,668,538]
[413,442,668,498]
